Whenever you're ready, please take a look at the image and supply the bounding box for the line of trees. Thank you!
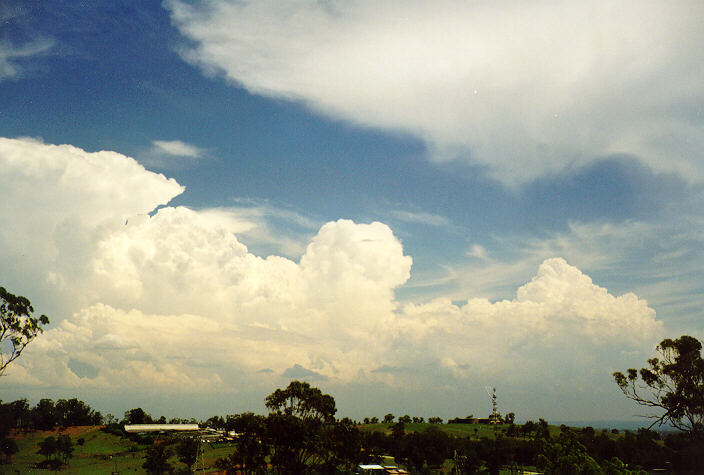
[0,397,101,466]
[0,397,103,432]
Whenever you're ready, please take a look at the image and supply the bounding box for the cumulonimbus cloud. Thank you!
[166,0,704,184]
[0,137,663,418]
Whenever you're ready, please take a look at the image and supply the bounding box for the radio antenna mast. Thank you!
[484,386,499,423]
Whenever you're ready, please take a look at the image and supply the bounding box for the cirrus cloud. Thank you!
[0,38,53,81]
[166,0,704,184]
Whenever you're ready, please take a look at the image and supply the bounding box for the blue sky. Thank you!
[1,0,703,422]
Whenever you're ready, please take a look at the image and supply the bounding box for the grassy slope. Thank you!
[8,426,238,474]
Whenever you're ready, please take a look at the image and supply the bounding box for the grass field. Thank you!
[7,426,238,474]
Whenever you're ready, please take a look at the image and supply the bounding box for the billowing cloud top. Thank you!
[1,137,663,420]
[166,0,704,183]
[0,137,183,309]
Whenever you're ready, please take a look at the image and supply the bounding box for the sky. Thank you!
[1,0,703,423]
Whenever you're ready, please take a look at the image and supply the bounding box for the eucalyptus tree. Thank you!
[614,335,704,437]
[0,286,49,376]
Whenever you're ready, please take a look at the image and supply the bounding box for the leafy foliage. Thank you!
[218,412,268,473]
[265,380,336,423]
[614,335,704,436]
[142,443,173,474]
[123,407,153,425]
[37,435,73,465]
[0,437,18,464]
[0,286,49,376]
[176,437,199,472]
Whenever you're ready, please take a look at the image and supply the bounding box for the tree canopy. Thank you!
[265,380,336,424]
[0,286,49,376]
[614,335,704,437]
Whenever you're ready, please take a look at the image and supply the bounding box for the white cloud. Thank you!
[166,0,704,184]
[152,140,204,158]
[391,210,451,227]
[432,213,704,328]
[0,137,666,420]
[0,39,53,81]
[467,244,489,261]
[211,200,320,258]
[0,137,183,313]
[9,255,661,420]
[140,139,209,169]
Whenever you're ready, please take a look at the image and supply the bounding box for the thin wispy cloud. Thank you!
[467,244,490,261]
[391,210,451,227]
[166,0,704,184]
[140,139,209,169]
[152,139,204,158]
[0,38,53,81]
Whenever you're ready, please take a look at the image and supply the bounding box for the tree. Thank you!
[37,436,58,462]
[319,417,361,473]
[0,286,49,376]
[176,437,199,473]
[383,413,395,423]
[123,407,153,425]
[56,398,103,427]
[56,434,73,464]
[0,437,18,464]
[142,443,173,474]
[521,420,536,436]
[0,399,30,434]
[31,398,58,430]
[265,380,336,423]
[205,415,225,429]
[264,381,338,473]
[221,412,267,473]
[536,419,551,440]
[614,335,704,436]
[536,430,601,474]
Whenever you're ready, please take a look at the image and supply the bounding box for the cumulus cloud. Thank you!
[0,137,183,313]
[444,210,704,325]
[166,0,704,184]
[207,200,320,258]
[0,136,665,419]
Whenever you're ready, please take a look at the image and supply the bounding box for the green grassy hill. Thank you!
[7,426,234,474]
